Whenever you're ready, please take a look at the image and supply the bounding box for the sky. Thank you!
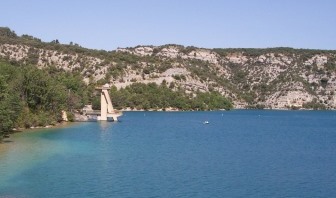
[1,0,336,51]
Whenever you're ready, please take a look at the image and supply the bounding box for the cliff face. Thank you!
[116,46,336,109]
[1,30,336,109]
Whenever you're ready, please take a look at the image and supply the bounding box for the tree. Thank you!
[0,75,20,138]
[0,27,17,38]
[108,83,233,111]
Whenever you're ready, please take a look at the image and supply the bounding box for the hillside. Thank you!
[1,27,336,110]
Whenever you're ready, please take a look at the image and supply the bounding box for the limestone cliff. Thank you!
[1,28,336,109]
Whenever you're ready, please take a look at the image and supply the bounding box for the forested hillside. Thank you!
[2,27,336,111]
[0,27,235,137]
[1,26,336,136]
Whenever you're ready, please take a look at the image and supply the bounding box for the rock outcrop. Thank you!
[1,33,336,109]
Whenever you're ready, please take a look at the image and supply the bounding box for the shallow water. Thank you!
[1,110,336,197]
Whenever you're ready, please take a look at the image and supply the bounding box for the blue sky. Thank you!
[1,0,335,50]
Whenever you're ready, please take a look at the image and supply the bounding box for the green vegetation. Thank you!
[0,74,19,139]
[302,99,327,110]
[0,60,92,136]
[109,83,233,111]
[0,55,233,136]
[213,47,336,57]
[1,25,336,137]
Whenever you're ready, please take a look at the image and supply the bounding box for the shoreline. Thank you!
[1,109,334,150]
[119,108,333,112]
[11,121,74,133]
[119,107,232,112]
[0,122,79,152]
[2,108,332,137]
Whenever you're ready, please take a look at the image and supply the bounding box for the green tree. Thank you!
[0,75,20,138]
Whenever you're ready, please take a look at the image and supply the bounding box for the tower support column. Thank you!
[100,91,108,120]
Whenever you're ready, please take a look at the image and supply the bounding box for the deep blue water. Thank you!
[1,110,336,197]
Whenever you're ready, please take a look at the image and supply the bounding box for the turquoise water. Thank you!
[1,110,336,197]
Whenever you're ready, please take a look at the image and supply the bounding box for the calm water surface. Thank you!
[1,110,336,197]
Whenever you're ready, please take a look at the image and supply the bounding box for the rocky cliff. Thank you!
[1,27,336,109]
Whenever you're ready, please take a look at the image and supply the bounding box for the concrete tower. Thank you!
[96,84,121,121]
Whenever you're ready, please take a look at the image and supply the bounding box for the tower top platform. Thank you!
[95,83,110,90]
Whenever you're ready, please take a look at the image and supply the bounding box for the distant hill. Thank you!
[1,27,336,110]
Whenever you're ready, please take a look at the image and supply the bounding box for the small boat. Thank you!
[3,134,10,138]
[203,121,209,124]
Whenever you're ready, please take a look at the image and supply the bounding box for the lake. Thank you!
[1,110,336,197]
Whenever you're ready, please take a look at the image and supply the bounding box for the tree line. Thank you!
[105,82,233,111]
[0,60,233,139]
[0,61,92,140]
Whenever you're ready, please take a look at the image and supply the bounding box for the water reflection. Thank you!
[99,121,110,132]
[98,121,117,143]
